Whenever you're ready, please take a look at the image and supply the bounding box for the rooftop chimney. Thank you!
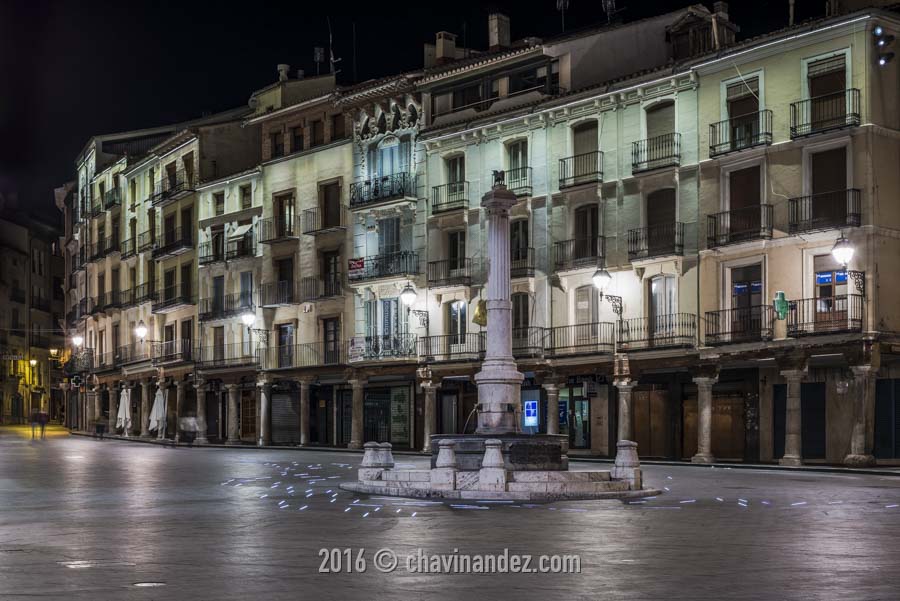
[713,2,729,20]
[435,31,458,65]
[489,13,511,52]
[296,69,305,79]
[277,63,291,82]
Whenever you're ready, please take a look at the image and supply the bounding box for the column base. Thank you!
[843,453,875,468]
[348,441,362,450]
[691,453,715,464]
[195,436,208,445]
[225,439,241,445]
[779,455,802,466]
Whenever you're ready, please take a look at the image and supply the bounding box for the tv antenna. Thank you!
[602,0,620,23]
[327,17,342,76]
[313,47,325,76]
[556,0,570,32]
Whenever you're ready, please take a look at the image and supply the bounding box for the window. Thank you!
[575,285,599,326]
[511,219,529,258]
[574,205,600,261]
[809,146,848,229]
[646,101,675,139]
[180,263,192,298]
[646,188,677,254]
[130,179,137,205]
[320,182,341,228]
[240,271,253,307]
[447,300,467,343]
[213,326,225,361]
[270,132,284,158]
[310,120,325,147]
[331,114,345,140]
[447,155,465,197]
[240,185,252,210]
[728,166,761,240]
[572,121,599,157]
[650,275,677,336]
[730,264,763,341]
[814,254,847,313]
[448,230,466,271]
[275,193,295,235]
[808,55,847,131]
[291,126,303,153]
[214,192,225,216]
[451,83,482,113]
[512,292,530,330]
[378,217,401,256]
[507,140,528,178]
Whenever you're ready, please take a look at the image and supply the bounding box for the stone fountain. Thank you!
[341,174,659,501]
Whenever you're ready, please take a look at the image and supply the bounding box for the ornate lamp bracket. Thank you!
[847,270,865,295]
[600,292,624,316]
[410,310,429,328]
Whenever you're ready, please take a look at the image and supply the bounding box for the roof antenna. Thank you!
[557,0,570,32]
[602,0,618,23]
[327,17,342,76]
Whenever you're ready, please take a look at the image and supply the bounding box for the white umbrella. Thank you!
[148,387,166,434]
[116,387,132,436]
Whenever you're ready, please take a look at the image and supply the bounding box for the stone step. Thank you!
[510,470,611,483]
[381,470,431,483]
[506,480,629,494]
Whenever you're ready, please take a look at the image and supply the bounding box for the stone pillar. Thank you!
[478,439,508,491]
[421,380,438,452]
[780,369,805,466]
[348,378,365,449]
[542,382,560,435]
[258,380,272,447]
[844,365,876,467]
[431,440,458,491]
[692,377,717,464]
[109,384,119,433]
[194,379,208,444]
[140,380,152,437]
[174,380,186,442]
[226,383,240,444]
[615,379,636,441]
[299,379,310,446]
[474,179,524,435]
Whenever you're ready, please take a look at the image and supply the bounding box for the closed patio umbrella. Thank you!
[148,387,166,436]
[116,387,132,436]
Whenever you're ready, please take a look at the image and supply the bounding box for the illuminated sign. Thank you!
[523,399,538,428]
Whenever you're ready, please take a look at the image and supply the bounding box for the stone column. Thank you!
[348,378,365,449]
[844,365,876,467]
[298,379,310,446]
[615,379,636,442]
[474,178,524,435]
[93,386,101,429]
[258,380,272,447]
[109,384,119,433]
[421,380,439,452]
[194,379,208,444]
[140,380,153,438]
[174,380,186,442]
[542,382,560,435]
[692,377,717,464]
[780,369,805,466]
[226,384,241,444]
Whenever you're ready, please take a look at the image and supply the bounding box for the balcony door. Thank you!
[728,166,761,242]
[808,55,846,130]
[507,140,528,190]
[180,206,192,242]
[377,217,401,276]
[647,189,676,256]
[164,214,176,245]
[181,319,192,360]
[726,78,760,150]
[511,219,529,265]
[275,194,295,236]
[810,146,847,229]
[164,324,175,358]
[447,300,467,346]
[447,155,465,200]
[180,263,192,299]
[320,182,341,229]
[212,275,224,313]
[163,269,175,301]
[649,275,677,342]
[240,271,253,309]
[574,204,599,263]
[448,230,466,275]
[512,292,530,350]
[730,265,763,342]
[278,324,294,368]
[322,251,340,297]
[323,318,340,364]
[213,326,225,362]
[575,285,599,347]
[646,101,675,139]
[276,258,293,303]
[813,254,848,331]
[573,121,598,173]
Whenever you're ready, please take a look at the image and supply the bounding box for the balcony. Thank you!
[10,288,25,304]
[99,290,123,311]
[90,235,119,261]
[418,333,485,363]
[788,294,864,337]
[119,288,137,308]
[301,207,348,235]
[117,342,152,365]
[198,292,253,322]
[152,339,195,364]
[300,275,343,301]
[151,283,195,314]
[92,351,118,372]
[511,247,535,278]
[512,327,545,359]
[554,237,603,272]
[132,283,156,305]
[64,349,93,374]
[258,281,302,307]
[431,182,469,214]
[119,237,136,260]
[152,227,193,259]
[632,133,681,173]
[198,241,226,265]
[627,222,684,261]
[349,334,417,362]
[617,313,696,351]
[709,110,773,157]
[88,200,104,218]
[137,230,155,253]
[226,231,256,261]
[559,151,603,189]
[151,169,196,207]
[348,251,419,283]
[546,322,616,357]
[506,167,532,197]
[261,341,347,370]
[88,296,103,315]
[788,189,861,234]
[427,258,476,288]
[705,306,774,346]
[790,89,860,138]
[349,173,414,209]
[257,216,301,243]
[707,205,773,248]
[103,187,122,210]
[30,296,50,313]
[73,248,87,271]
[197,343,259,370]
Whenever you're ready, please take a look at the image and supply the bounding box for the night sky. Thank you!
[1,0,827,217]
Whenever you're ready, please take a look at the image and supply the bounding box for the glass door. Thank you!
[278,324,294,368]
[650,275,677,344]
[730,265,762,342]
[323,318,340,365]
[568,386,590,449]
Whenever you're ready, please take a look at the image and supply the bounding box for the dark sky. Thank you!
[1,0,826,216]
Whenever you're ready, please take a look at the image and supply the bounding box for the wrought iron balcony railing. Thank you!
[709,110,773,157]
[350,334,417,361]
[348,251,419,282]
[545,322,615,357]
[198,241,226,265]
[103,187,122,209]
[506,166,532,196]
[152,339,194,364]
[258,281,302,307]
[151,168,196,206]
[137,230,155,253]
[257,216,301,243]
[627,222,684,261]
[787,294,864,337]
[632,133,681,173]
[132,282,156,304]
[417,333,485,363]
[554,237,603,272]
[617,313,696,351]
[432,182,469,214]
[788,189,861,234]
[349,173,413,209]
[790,89,860,138]
[300,275,343,301]
[152,227,193,259]
[512,326,545,359]
[427,258,476,287]
[707,205,773,248]
[705,305,774,346]
[197,343,259,370]
[510,247,535,278]
[151,283,195,313]
[301,206,348,234]
[119,237,136,259]
[261,341,348,370]
[117,342,152,364]
[559,151,603,188]
[198,292,253,321]
[226,232,255,260]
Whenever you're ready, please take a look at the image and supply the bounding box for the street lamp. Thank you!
[240,309,257,327]
[29,358,37,368]
[831,233,854,266]
[134,320,148,341]
[592,267,612,291]
[400,282,417,306]
[72,334,84,348]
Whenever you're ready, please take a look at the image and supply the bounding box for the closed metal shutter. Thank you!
[271,391,300,445]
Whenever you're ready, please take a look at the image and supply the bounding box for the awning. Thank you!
[229,223,253,239]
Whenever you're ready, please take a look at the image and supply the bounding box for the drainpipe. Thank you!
[789,0,795,27]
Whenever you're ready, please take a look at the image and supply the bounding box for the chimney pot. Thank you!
[277,63,290,82]
[296,69,305,79]
[435,31,458,65]
[489,13,511,52]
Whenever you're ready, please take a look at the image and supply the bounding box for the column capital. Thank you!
[193,379,207,391]
[297,377,313,388]
[850,365,876,378]
[541,381,561,394]
[224,383,240,391]
[614,378,635,391]
[420,379,441,392]
[348,378,367,389]
[692,376,717,389]
[175,379,187,390]
[780,368,806,381]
